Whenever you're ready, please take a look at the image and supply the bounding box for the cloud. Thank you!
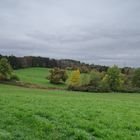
[0,0,140,67]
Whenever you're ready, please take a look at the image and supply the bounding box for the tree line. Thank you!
[68,66,140,93]
[0,54,109,72]
[47,65,140,93]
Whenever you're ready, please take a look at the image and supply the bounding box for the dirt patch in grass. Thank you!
[0,81,65,91]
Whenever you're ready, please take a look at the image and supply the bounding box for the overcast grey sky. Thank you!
[0,0,140,67]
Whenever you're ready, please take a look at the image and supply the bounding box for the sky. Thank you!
[0,0,140,67]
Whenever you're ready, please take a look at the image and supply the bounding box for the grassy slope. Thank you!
[0,84,140,140]
[14,68,68,89]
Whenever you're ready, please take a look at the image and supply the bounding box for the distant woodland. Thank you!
[0,54,110,72]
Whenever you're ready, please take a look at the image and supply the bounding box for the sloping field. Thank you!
[0,84,140,140]
[15,68,68,89]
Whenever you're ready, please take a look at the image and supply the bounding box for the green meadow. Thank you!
[0,84,140,140]
[14,68,69,89]
[0,68,140,140]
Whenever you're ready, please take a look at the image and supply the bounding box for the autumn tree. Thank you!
[48,68,68,84]
[69,69,80,86]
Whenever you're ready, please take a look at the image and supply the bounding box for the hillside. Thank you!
[14,68,69,89]
[0,84,140,139]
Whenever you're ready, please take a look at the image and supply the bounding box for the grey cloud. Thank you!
[0,0,140,67]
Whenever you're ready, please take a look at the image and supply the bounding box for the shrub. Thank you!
[48,68,68,84]
[68,85,88,92]
[0,58,12,80]
[105,65,123,91]
[89,70,103,87]
[79,70,104,92]
[117,86,140,93]
[99,76,110,92]
[10,74,20,81]
[80,74,90,86]
[0,73,7,81]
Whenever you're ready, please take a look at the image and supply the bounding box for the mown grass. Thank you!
[14,68,68,89]
[0,84,140,140]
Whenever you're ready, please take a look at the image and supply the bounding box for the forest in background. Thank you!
[0,54,131,72]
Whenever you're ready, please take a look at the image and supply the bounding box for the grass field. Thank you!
[15,68,68,89]
[0,84,140,140]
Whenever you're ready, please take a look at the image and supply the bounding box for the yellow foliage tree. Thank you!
[69,69,80,86]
